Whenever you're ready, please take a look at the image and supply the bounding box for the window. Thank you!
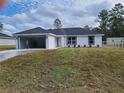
[67,37,77,45]
[88,36,95,45]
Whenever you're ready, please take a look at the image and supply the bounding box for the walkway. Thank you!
[0,49,43,62]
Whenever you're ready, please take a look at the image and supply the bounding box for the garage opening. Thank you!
[19,36,46,49]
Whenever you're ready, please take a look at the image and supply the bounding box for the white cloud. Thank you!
[108,0,124,7]
[1,24,17,35]
[1,0,124,33]
[4,24,17,32]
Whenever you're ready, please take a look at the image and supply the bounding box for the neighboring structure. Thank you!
[106,37,124,48]
[107,37,124,43]
[14,27,104,49]
[0,32,16,45]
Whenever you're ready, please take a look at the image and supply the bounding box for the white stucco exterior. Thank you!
[59,35,103,48]
[14,27,104,49]
[46,35,56,49]
[16,35,103,49]
[61,36,66,47]
[77,36,88,47]
[95,36,102,47]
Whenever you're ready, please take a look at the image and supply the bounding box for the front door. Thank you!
[56,37,60,47]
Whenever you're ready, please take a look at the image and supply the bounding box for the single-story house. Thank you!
[0,32,16,46]
[14,27,104,49]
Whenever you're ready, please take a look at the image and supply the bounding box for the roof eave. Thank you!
[56,34,104,36]
[14,33,57,37]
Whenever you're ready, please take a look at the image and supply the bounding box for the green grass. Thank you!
[0,48,124,93]
[0,45,16,51]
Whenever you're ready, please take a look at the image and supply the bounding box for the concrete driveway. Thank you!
[0,49,44,62]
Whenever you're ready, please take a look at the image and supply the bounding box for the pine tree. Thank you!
[109,3,124,37]
[54,18,62,29]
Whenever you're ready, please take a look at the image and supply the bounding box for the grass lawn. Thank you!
[0,48,124,93]
[0,45,16,51]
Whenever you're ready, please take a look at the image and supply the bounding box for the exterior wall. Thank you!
[16,38,19,49]
[0,38,16,45]
[16,35,103,49]
[95,36,102,47]
[61,36,66,47]
[19,38,27,49]
[16,38,26,49]
[77,36,88,47]
[61,35,103,47]
[46,35,56,49]
[56,37,61,48]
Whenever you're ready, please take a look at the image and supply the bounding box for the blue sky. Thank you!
[0,0,123,34]
[0,0,38,16]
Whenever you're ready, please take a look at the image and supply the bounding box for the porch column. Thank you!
[15,37,18,49]
[46,36,49,49]
[16,37,20,49]
[18,37,21,49]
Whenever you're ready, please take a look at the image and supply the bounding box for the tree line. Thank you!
[54,3,124,41]
[93,3,124,40]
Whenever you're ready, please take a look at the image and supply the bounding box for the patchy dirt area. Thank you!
[0,48,124,93]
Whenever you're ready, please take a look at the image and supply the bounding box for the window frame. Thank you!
[67,36,77,45]
[88,36,95,45]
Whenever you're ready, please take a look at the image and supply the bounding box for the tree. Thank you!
[84,25,91,30]
[92,27,101,33]
[97,9,110,40]
[98,9,109,32]
[109,3,124,37]
[54,18,62,29]
[97,3,124,38]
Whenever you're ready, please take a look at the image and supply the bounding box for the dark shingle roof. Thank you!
[0,33,10,37]
[15,27,50,35]
[48,28,102,35]
[15,27,103,35]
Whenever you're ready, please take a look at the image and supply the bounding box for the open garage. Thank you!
[18,36,46,49]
